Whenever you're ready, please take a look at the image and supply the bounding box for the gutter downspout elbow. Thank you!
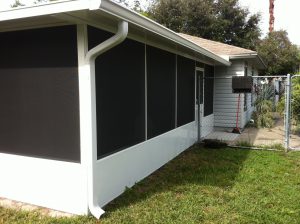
[85,20,128,219]
[86,21,128,62]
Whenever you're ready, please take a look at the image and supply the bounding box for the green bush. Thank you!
[254,84,275,128]
[291,77,300,123]
[252,110,274,128]
[276,97,285,115]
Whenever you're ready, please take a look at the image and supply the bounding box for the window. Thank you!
[0,26,80,162]
[204,65,214,116]
[177,56,195,126]
[147,46,176,139]
[89,26,145,158]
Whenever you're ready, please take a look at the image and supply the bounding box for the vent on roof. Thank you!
[232,76,252,93]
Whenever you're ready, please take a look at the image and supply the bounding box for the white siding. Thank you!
[214,60,243,128]
[214,60,256,129]
[242,66,258,127]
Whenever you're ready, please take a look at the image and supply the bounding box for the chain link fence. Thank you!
[202,74,300,151]
[235,76,287,149]
[203,75,300,151]
[289,75,300,150]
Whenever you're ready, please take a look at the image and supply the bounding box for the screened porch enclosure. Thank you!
[0,25,81,162]
[90,26,198,159]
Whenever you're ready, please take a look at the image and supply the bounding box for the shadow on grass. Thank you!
[103,144,250,214]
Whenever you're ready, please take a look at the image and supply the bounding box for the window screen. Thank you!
[196,61,204,68]
[204,64,214,116]
[89,26,145,158]
[147,45,176,139]
[0,26,80,162]
[196,71,204,105]
[177,56,195,126]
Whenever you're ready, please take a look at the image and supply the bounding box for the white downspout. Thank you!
[85,21,128,219]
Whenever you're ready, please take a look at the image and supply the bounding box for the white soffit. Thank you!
[0,0,230,66]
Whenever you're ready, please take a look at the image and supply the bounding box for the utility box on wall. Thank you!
[232,76,253,93]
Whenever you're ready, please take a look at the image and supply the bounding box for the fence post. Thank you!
[284,74,291,151]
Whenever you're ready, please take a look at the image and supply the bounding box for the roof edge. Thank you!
[229,53,267,69]
[99,0,231,66]
[0,0,89,21]
[0,0,231,66]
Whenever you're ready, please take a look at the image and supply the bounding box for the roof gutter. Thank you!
[98,0,230,66]
[85,20,128,219]
[0,0,229,66]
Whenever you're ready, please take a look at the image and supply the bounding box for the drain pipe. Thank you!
[85,21,128,219]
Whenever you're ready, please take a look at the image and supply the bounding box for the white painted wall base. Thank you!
[0,153,88,215]
[0,121,197,215]
[94,121,197,207]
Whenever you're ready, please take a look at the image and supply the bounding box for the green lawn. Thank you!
[1,146,300,224]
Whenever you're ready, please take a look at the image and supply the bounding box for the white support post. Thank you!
[77,24,97,215]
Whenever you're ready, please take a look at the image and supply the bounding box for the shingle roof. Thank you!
[179,33,256,56]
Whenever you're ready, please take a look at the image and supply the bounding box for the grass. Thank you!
[1,146,300,223]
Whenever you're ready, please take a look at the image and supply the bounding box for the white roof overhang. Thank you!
[0,0,231,66]
[230,54,267,70]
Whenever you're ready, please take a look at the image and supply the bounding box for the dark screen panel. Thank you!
[147,45,176,139]
[0,26,80,162]
[88,26,113,49]
[204,64,214,116]
[177,56,195,126]
[196,61,204,68]
[196,70,204,105]
[89,27,145,158]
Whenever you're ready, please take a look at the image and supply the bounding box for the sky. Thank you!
[239,0,300,45]
[0,0,299,45]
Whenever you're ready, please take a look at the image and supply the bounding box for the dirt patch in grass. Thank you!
[235,116,300,149]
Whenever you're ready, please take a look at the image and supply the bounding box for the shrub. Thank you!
[253,83,275,128]
[252,111,274,128]
[291,77,300,123]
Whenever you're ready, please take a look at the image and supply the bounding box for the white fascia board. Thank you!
[0,0,230,66]
[229,53,267,69]
[0,0,89,22]
[219,55,230,61]
[98,0,231,66]
[229,53,258,59]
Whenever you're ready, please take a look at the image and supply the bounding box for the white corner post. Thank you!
[284,74,291,151]
[77,21,128,219]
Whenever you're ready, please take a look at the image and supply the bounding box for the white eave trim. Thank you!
[229,53,267,69]
[99,0,231,66]
[0,0,90,21]
[229,53,258,59]
[0,0,230,67]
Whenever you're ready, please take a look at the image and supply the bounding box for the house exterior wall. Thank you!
[94,122,197,207]
[214,59,256,129]
[0,153,88,214]
[242,66,258,127]
[0,22,215,215]
[0,25,80,162]
[88,25,200,208]
[214,60,244,128]
[0,25,86,215]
